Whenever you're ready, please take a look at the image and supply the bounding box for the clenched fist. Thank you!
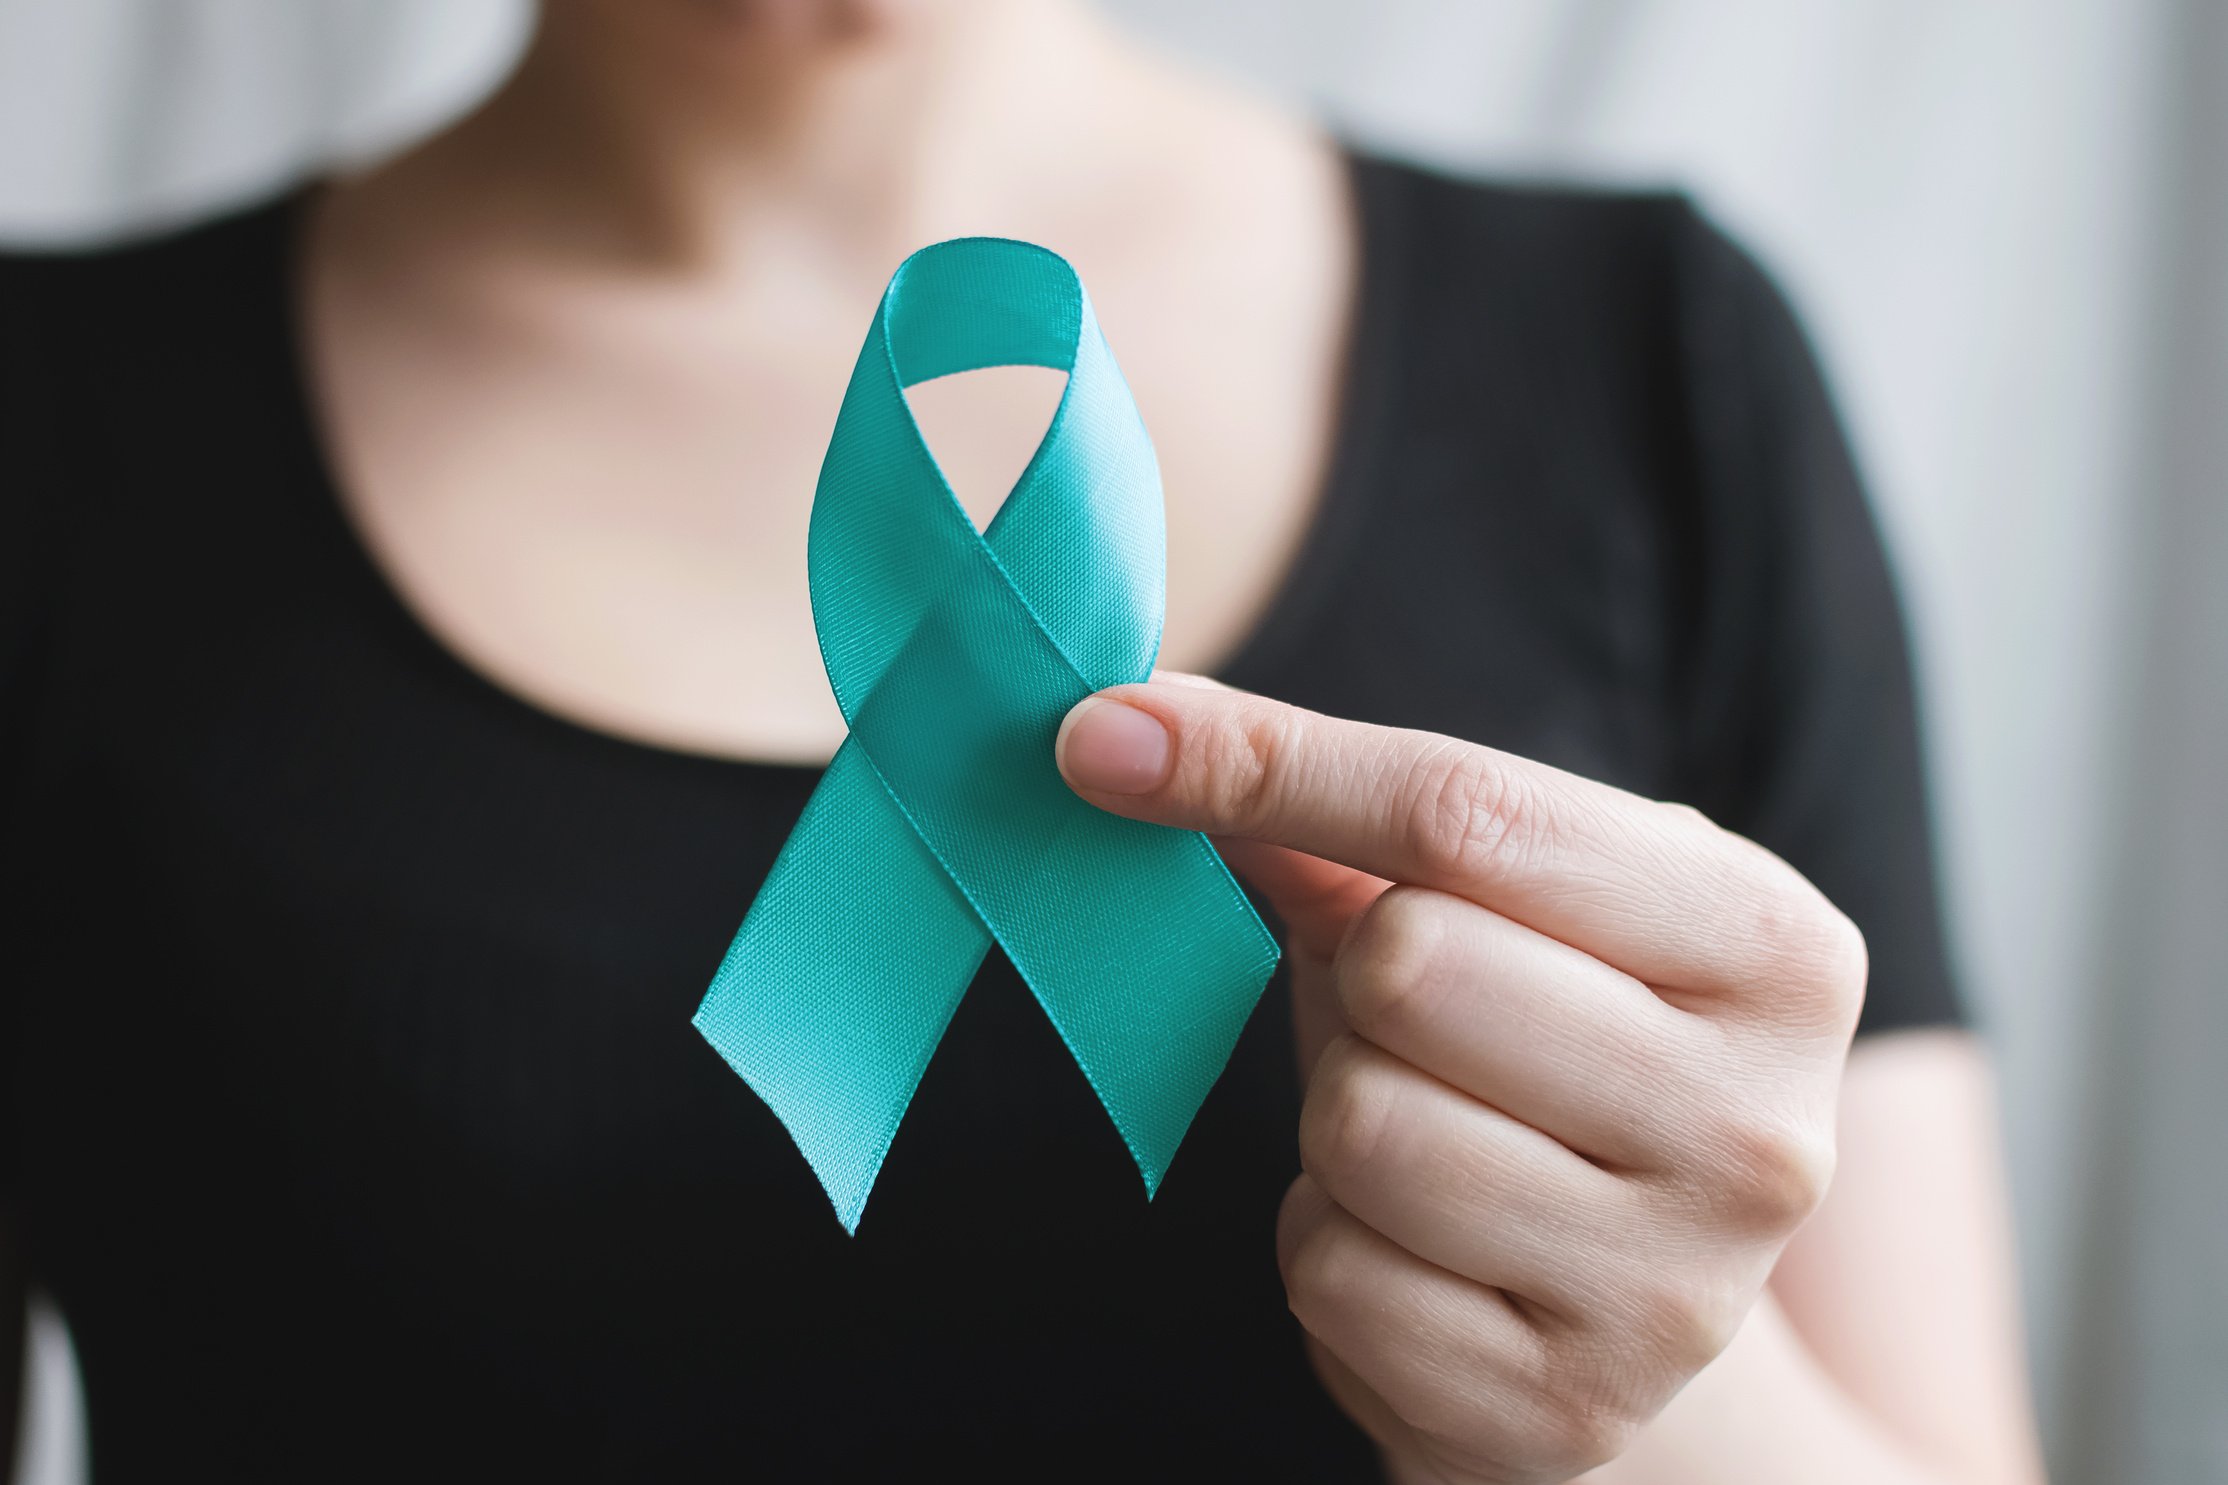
[1057,678,1866,1485]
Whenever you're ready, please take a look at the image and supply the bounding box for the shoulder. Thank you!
[1321,151,1873,779]
[1349,149,1785,313]
[0,190,302,457]
[1352,151,1702,282]
[1346,150,1806,411]
[1,193,302,653]
[1,194,300,375]
[1347,148,1842,533]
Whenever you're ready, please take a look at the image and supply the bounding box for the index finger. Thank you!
[1055,680,1861,1007]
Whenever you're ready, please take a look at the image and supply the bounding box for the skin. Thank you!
[298,0,1348,764]
[2,1,2046,1479]
[1057,683,2043,1483]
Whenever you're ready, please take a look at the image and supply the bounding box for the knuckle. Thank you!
[1273,1177,1326,1285]
[1526,1344,1647,1479]
[1654,799,1722,843]
[1297,1039,1397,1195]
[1280,1215,1368,1330]
[1625,1276,1745,1375]
[1736,866,1812,954]
[1380,1372,1484,1450]
[1414,1321,1657,1482]
[1814,908,1870,1023]
[1404,745,1536,885]
[1333,886,1453,1044]
[1704,1112,1837,1232]
[1742,866,1870,1027]
[1547,1400,1642,1479]
[1213,700,1305,837]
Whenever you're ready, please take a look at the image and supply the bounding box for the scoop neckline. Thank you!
[264,147,1403,780]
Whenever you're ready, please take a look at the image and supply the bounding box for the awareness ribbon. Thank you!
[693,238,1281,1232]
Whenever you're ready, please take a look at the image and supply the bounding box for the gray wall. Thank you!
[4,3,2222,1480]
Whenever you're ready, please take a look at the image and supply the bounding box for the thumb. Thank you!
[1057,670,1390,955]
[1055,670,1385,1077]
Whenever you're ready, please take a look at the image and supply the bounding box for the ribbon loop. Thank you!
[695,238,1279,1232]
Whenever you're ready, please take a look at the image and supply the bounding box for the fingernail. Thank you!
[1055,696,1171,794]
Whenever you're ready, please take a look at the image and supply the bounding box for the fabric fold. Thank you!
[694,238,1280,1232]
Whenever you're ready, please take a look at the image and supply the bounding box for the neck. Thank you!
[406,0,1146,275]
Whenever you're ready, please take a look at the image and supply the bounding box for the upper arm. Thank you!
[1662,215,2036,1469]
[2,252,41,1479]
[1663,203,1963,1038]
[1771,1032,2044,1485]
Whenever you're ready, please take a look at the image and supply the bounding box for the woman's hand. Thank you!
[1057,679,1867,1485]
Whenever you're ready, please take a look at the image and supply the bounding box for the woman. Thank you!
[0,0,2045,1480]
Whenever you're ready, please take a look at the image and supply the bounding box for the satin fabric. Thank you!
[694,239,1280,1232]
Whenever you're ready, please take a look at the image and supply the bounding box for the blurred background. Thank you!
[2,2,2221,1481]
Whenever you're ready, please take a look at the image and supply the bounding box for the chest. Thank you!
[16,213,1686,1265]
[299,248,1345,764]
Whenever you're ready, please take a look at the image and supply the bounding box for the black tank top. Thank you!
[0,151,1961,1482]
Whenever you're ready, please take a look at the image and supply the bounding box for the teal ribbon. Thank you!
[693,238,1281,1232]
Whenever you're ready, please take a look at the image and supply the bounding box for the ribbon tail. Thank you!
[693,738,989,1232]
[1017,818,1281,1197]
